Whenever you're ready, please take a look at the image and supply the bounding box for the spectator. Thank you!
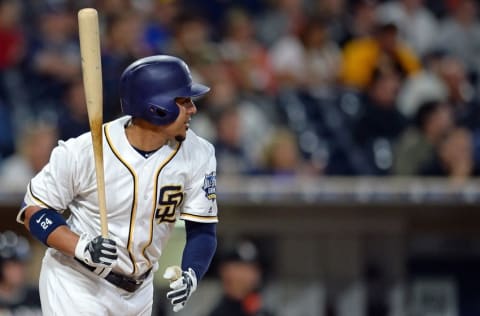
[339,22,421,90]
[102,11,149,120]
[28,4,80,115]
[398,52,480,129]
[192,67,274,168]
[56,79,90,141]
[313,0,349,45]
[269,16,341,95]
[436,56,480,130]
[0,0,29,121]
[180,0,267,33]
[0,98,15,162]
[393,100,454,174]
[213,106,254,175]
[255,0,306,47]
[96,0,133,21]
[209,240,274,316]
[0,231,41,315]
[421,127,478,180]
[339,0,379,47]
[437,0,480,78]
[376,0,439,56]
[0,0,25,71]
[219,8,275,94]
[167,12,220,81]
[260,128,311,176]
[353,69,408,174]
[0,122,58,193]
[190,65,237,143]
[397,49,449,118]
[142,0,179,54]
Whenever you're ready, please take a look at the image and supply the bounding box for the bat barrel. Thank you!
[78,8,109,238]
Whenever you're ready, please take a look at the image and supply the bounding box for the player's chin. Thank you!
[173,125,188,142]
[175,135,186,142]
[175,134,186,142]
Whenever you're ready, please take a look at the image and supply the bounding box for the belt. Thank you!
[75,258,151,293]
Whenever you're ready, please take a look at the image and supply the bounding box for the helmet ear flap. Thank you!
[149,105,168,118]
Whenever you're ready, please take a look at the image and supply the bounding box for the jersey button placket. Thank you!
[140,164,151,201]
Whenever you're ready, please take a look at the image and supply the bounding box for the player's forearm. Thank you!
[181,221,217,280]
[24,206,79,257]
[45,226,79,257]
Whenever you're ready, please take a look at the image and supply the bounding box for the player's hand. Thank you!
[75,234,118,268]
[163,266,197,312]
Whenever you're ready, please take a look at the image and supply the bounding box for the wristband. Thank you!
[29,208,67,246]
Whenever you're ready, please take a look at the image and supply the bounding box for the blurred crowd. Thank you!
[2,0,480,189]
[0,230,41,315]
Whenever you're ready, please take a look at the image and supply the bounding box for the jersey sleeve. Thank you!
[180,143,218,223]
[17,140,78,224]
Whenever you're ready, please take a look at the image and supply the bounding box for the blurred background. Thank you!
[1,0,480,315]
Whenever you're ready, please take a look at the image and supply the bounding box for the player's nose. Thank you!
[187,101,197,115]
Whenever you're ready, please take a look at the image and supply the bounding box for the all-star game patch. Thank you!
[202,172,217,201]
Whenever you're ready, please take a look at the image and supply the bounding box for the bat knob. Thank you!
[163,265,182,281]
[78,8,98,18]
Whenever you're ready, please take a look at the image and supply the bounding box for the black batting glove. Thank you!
[75,234,118,268]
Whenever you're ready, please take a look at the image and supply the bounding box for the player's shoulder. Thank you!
[183,129,215,156]
[56,131,92,156]
[65,116,127,147]
[104,115,130,132]
[180,130,215,164]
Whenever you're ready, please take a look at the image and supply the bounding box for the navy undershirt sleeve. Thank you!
[181,221,217,280]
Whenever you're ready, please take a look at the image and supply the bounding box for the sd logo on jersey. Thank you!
[155,185,184,223]
[202,172,216,201]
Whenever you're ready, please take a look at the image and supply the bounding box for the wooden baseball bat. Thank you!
[78,8,109,238]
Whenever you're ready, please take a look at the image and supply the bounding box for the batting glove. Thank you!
[75,233,118,268]
[164,266,197,312]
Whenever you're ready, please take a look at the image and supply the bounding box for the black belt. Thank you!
[75,258,151,293]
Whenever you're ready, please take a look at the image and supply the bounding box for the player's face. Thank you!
[166,97,197,142]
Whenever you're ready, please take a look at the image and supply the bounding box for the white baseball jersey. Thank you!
[18,115,218,278]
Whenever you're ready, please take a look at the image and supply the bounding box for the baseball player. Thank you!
[17,55,218,315]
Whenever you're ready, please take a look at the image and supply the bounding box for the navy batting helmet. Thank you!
[120,55,210,125]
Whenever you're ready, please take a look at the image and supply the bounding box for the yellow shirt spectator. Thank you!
[340,24,421,90]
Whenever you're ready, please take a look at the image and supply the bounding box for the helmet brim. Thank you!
[180,83,211,98]
[145,82,211,117]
